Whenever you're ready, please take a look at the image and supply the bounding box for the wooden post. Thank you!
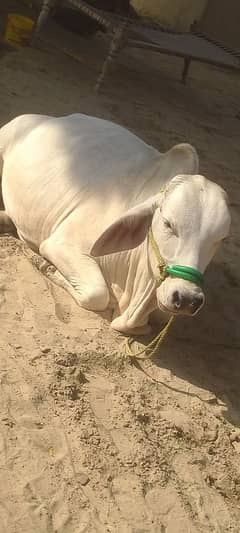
[33,0,58,36]
[95,19,128,93]
[182,57,191,83]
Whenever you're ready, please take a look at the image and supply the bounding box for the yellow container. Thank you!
[4,13,34,46]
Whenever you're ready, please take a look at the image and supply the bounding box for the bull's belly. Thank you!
[2,173,80,250]
[3,190,50,251]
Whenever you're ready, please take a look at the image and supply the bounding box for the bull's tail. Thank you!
[0,124,15,234]
[0,119,14,208]
[0,123,5,209]
[0,154,3,209]
[0,150,18,236]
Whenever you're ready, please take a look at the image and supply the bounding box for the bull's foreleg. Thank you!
[24,249,86,302]
[110,291,157,335]
[110,310,152,336]
[39,237,109,312]
[0,211,18,237]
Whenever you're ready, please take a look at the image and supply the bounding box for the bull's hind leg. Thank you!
[38,236,109,312]
[0,211,18,237]
[25,249,89,305]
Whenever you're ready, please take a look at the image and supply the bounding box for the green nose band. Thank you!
[166,265,204,288]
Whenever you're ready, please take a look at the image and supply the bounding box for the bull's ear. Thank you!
[91,199,157,257]
[164,143,199,176]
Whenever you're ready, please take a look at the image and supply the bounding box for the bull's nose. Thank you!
[172,291,204,314]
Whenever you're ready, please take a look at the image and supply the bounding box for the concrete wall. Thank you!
[198,0,240,50]
[131,0,208,31]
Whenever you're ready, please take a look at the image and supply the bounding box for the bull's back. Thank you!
[1,114,160,248]
[1,113,160,201]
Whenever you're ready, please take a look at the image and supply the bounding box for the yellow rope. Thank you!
[148,226,167,283]
[125,315,175,360]
[125,222,175,360]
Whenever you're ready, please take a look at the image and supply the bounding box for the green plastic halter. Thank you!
[165,265,204,288]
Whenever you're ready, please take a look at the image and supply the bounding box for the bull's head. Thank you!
[91,175,231,316]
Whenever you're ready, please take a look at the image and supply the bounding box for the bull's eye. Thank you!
[163,219,172,230]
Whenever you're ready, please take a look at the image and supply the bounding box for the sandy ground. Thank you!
[0,10,240,533]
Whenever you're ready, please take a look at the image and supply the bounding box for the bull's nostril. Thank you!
[191,295,204,310]
[172,290,181,308]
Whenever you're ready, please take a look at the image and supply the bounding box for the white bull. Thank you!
[0,113,230,334]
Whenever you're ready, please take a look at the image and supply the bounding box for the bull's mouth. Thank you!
[158,301,178,315]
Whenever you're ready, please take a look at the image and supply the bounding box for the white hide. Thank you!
[0,113,231,334]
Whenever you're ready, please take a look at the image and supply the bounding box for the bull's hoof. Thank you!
[111,316,152,336]
[29,254,56,275]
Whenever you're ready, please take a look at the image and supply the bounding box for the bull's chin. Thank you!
[157,302,198,317]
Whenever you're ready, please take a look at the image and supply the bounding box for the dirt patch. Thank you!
[0,7,240,532]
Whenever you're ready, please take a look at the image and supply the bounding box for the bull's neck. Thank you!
[99,236,158,323]
[133,161,169,204]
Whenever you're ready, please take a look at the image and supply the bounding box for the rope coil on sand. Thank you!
[125,315,175,360]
